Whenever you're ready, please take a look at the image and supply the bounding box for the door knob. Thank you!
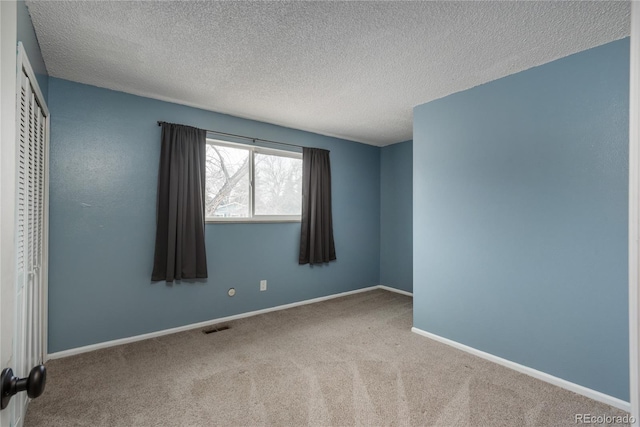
[0,365,46,410]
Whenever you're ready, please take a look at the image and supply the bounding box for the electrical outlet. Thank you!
[260,280,267,291]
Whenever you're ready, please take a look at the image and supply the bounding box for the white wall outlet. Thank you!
[260,280,267,291]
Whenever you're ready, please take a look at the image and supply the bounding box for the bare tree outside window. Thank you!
[205,140,302,220]
[205,144,249,217]
[255,152,302,215]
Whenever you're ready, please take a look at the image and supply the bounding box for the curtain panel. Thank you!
[152,122,208,282]
[299,147,337,264]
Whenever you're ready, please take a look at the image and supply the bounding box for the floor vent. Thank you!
[202,325,230,334]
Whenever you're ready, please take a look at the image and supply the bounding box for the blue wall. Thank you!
[17,0,47,101]
[380,140,413,293]
[47,78,381,353]
[413,39,629,400]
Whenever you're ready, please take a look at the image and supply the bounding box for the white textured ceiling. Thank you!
[26,1,630,146]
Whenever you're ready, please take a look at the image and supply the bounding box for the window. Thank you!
[205,139,302,222]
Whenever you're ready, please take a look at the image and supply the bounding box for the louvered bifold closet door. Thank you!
[15,68,47,418]
[16,70,28,387]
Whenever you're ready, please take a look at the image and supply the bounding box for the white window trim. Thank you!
[205,138,302,223]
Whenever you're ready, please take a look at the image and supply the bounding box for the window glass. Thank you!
[254,152,302,216]
[205,144,250,218]
[205,140,302,221]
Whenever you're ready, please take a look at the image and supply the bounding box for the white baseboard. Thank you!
[378,284,413,297]
[47,286,379,360]
[411,327,631,412]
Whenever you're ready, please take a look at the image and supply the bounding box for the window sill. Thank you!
[206,219,301,224]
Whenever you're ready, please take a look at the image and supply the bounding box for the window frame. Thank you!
[205,138,303,223]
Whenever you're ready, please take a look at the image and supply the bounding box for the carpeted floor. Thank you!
[25,289,630,426]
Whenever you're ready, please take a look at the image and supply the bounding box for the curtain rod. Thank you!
[157,121,304,150]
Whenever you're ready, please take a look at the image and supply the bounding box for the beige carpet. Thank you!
[25,289,630,426]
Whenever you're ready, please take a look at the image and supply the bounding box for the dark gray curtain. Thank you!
[152,122,208,282]
[299,147,336,264]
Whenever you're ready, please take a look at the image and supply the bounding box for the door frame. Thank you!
[630,0,640,423]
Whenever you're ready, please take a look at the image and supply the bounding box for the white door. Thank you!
[0,2,19,427]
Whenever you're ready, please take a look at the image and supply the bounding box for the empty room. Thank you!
[0,0,639,426]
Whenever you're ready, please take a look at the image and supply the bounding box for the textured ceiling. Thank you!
[26,1,630,146]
